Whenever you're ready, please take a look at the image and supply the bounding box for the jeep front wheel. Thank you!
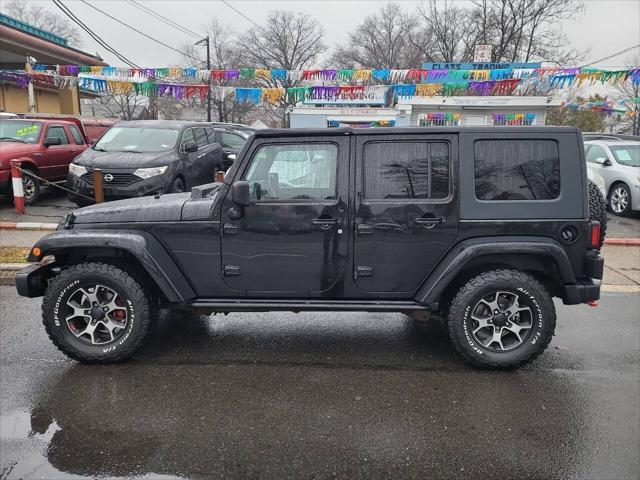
[447,269,556,369]
[42,263,154,363]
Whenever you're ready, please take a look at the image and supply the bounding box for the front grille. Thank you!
[81,172,140,187]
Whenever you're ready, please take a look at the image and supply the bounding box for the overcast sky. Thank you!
[50,0,640,68]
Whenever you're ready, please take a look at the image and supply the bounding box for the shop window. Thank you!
[364,141,449,200]
[419,113,461,127]
[492,113,536,126]
[474,140,560,200]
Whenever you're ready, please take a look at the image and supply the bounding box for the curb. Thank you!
[603,237,640,246]
[0,263,26,286]
[0,222,58,231]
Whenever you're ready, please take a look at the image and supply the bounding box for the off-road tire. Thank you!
[447,269,556,369]
[587,179,607,247]
[42,262,154,363]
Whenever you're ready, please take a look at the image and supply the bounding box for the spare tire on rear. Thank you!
[587,179,607,248]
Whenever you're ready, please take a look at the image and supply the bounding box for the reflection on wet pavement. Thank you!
[1,289,639,479]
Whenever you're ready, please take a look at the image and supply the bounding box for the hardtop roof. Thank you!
[253,126,582,137]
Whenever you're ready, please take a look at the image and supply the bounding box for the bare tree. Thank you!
[469,0,586,64]
[239,10,327,127]
[413,0,477,63]
[179,19,256,123]
[331,3,421,69]
[5,0,82,46]
[86,90,148,120]
[611,55,640,136]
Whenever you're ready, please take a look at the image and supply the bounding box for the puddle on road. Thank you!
[0,409,185,480]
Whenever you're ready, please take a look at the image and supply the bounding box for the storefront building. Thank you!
[397,95,562,127]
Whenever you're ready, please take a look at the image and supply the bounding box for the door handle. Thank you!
[415,216,447,228]
[356,223,374,235]
[312,217,342,229]
[223,223,240,235]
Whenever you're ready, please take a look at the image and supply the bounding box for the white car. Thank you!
[587,166,607,199]
[584,140,640,215]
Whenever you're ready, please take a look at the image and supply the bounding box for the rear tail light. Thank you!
[588,221,601,249]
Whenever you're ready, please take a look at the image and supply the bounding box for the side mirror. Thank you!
[184,142,198,153]
[43,137,62,147]
[231,180,251,207]
[227,153,237,161]
[594,157,612,166]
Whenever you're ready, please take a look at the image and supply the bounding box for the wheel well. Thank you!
[608,180,628,198]
[53,247,167,303]
[438,253,563,313]
[18,161,38,173]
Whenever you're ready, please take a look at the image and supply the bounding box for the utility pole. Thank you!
[25,56,36,113]
[196,36,211,122]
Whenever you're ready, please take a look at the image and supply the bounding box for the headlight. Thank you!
[133,166,168,179]
[69,163,87,177]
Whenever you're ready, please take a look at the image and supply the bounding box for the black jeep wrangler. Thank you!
[16,127,604,369]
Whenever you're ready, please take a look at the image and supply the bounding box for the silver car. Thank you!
[584,140,640,215]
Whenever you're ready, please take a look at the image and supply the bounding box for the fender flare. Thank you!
[415,236,576,305]
[31,230,195,303]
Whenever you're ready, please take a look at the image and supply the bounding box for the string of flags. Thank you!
[2,65,640,107]
[561,101,627,116]
[30,64,640,87]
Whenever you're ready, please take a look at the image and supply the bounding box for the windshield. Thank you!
[610,145,640,167]
[0,120,43,144]
[94,127,179,153]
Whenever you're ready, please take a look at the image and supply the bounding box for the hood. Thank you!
[73,148,176,169]
[72,193,189,224]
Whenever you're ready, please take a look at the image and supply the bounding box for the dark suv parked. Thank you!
[17,127,604,369]
[66,120,223,206]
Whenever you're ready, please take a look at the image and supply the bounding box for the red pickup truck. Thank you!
[0,118,111,204]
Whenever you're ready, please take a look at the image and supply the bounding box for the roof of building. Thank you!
[0,13,107,66]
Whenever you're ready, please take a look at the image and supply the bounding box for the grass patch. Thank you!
[0,247,31,264]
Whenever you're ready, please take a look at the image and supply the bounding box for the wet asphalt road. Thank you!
[1,288,639,480]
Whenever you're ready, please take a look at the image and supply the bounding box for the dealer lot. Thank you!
[1,288,638,479]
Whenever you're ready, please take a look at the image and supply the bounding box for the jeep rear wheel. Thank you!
[42,263,154,363]
[447,269,556,369]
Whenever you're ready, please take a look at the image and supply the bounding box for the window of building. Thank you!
[474,140,560,200]
[244,143,337,201]
[68,125,85,145]
[45,126,69,145]
[363,141,449,200]
[491,113,536,126]
[419,113,461,127]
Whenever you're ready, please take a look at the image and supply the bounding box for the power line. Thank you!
[125,0,201,39]
[78,0,201,63]
[581,44,640,68]
[52,0,139,68]
[220,0,260,28]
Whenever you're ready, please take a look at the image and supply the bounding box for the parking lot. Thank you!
[1,288,638,479]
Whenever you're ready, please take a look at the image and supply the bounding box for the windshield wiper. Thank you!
[93,147,108,152]
[0,137,26,143]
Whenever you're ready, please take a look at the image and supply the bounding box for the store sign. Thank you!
[473,45,493,62]
[303,88,387,106]
[422,62,541,70]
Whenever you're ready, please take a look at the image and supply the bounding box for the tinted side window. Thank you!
[204,127,217,144]
[180,128,195,149]
[45,126,69,145]
[363,141,449,200]
[194,128,208,147]
[585,144,607,163]
[474,140,560,201]
[221,131,246,149]
[244,143,337,201]
[68,125,85,145]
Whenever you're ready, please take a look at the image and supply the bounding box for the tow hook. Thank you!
[586,300,598,307]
